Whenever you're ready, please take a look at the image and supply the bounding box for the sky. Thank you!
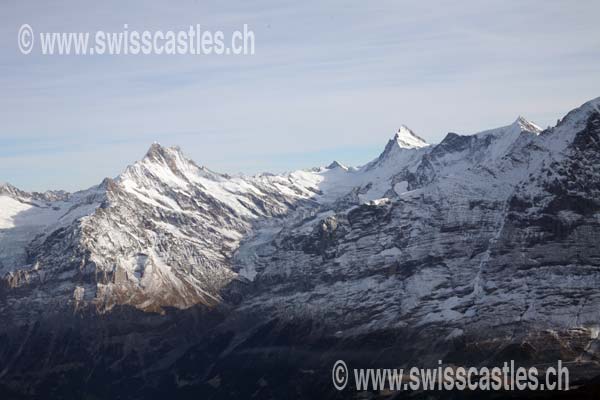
[1,0,600,192]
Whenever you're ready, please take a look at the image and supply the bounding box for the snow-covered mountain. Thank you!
[0,124,435,315]
[1,97,600,399]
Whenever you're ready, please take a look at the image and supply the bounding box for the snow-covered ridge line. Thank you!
[3,97,600,398]
[1,96,599,315]
[0,114,543,199]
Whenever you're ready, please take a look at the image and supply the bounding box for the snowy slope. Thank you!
[286,125,431,204]
[0,183,104,273]
[0,124,432,313]
[2,98,600,398]
[233,98,600,339]
[1,98,599,328]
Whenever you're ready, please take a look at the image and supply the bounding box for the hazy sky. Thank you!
[2,0,600,192]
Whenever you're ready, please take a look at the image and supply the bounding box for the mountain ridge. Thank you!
[1,98,600,398]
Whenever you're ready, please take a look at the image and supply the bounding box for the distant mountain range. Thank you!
[1,97,600,399]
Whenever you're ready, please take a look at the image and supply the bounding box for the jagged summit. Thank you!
[430,116,541,164]
[0,182,17,190]
[474,116,542,141]
[120,142,231,193]
[394,125,428,149]
[547,96,600,138]
[512,116,542,134]
[327,160,347,170]
[144,142,185,162]
[142,142,202,173]
[0,182,25,198]
[364,126,429,171]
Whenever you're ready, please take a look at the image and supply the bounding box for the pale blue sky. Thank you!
[2,0,600,192]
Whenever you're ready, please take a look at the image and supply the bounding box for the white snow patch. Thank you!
[0,196,33,229]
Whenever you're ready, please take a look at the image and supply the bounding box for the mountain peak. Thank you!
[115,143,198,189]
[144,142,183,162]
[548,96,600,136]
[327,160,347,170]
[365,126,429,171]
[512,116,542,134]
[393,125,428,149]
[0,182,22,198]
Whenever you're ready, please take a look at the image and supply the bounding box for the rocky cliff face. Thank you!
[231,107,600,340]
[1,98,600,399]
